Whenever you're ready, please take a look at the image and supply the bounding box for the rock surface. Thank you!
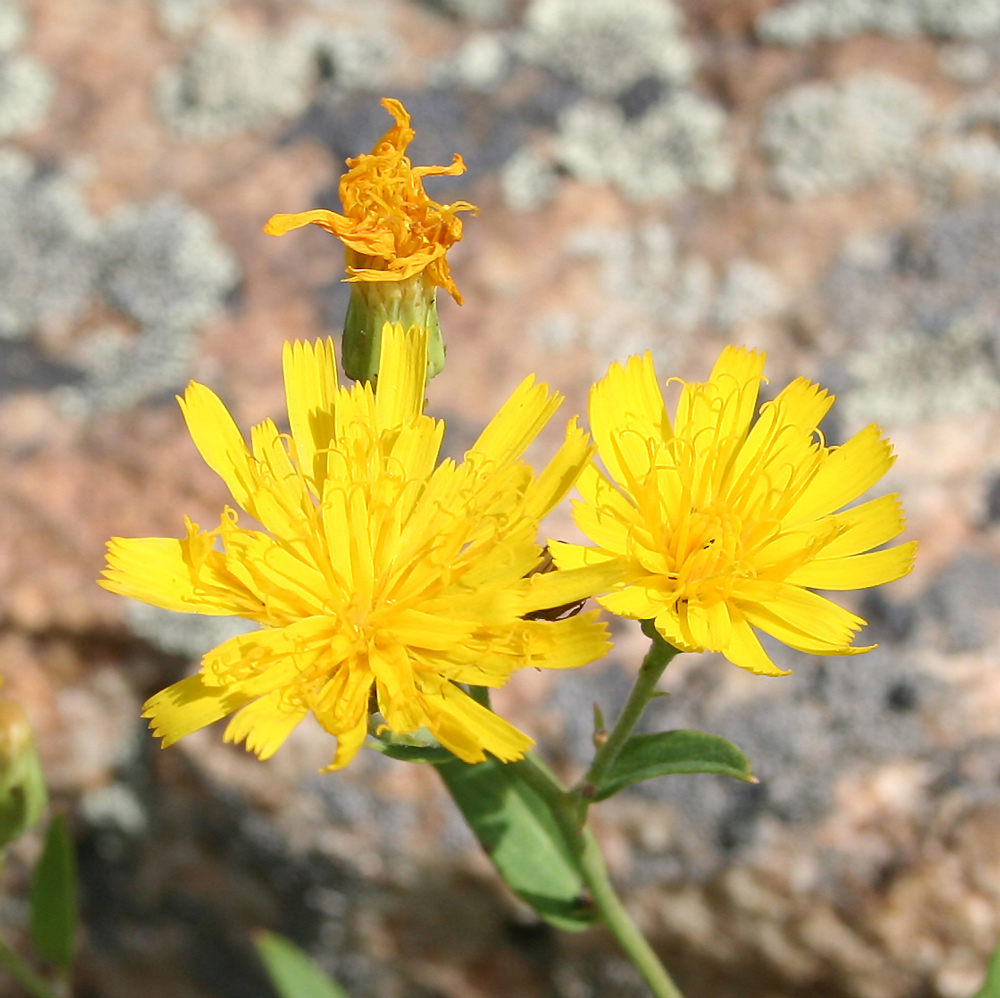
[1,0,998,996]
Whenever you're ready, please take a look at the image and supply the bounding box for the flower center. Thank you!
[668,501,746,603]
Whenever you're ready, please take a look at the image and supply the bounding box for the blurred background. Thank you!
[0,0,998,995]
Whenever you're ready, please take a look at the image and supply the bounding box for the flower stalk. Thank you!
[0,937,64,998]
[575,622,680,811]
[514,744,686,998]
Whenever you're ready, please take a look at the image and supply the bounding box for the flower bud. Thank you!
[0,699,47,848]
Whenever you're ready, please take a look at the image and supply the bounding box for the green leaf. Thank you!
[371,741,456,765]
[254,931,349,998]
[0,737,47,849]
[29,814,77,970]
[970,935,1000,998]
[592,729,755,802]
[436,757,594,932]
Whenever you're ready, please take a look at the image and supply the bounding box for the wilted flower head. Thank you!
[264,99,478,381]
[552,347,917,676]
[101,325,610,770]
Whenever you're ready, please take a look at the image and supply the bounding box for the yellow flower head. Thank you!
[264,98,477,303]
[551,347,918,677]
[101,325,610,770]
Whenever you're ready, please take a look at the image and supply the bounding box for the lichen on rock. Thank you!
[760,74,929,199]
[757,0,1000,45]
[0,150,100,342]
[156,23,317,138]
[555,94,733,203]
[520,0,695,98]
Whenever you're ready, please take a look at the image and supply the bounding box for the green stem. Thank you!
[577,621,680,803]
[512,753,684,998]
[0,937,63,998]
[578,827,684,998]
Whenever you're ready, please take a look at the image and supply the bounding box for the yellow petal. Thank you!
[520,560,627,614]
[178,382,256,510]
[741,586,870,655]
[375,323,428,431]
[819,494,907,558]
[770,376,834,430]
[523,417,593,521]
[598,583,670,620]
[784,541,917,590]
[223,689,308,760]
[323,713,370,772]
[282,338,338,491]
[589,352,670,488]
[389,609,476,650]
[423,681,533,764]
[466,375,561,472]
[724,613,790,676]
[101,536,253,616]
[789,424,894,522]
[200,617,333,690]
[699,600,734,649]
[264,208,354,238]
[674,346,766,446]
[143,674,254,747]
[514,612,611,669]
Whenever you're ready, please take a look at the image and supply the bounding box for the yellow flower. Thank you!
[551,347,918,676]
[100,324,611,770]
[264,98,478,382]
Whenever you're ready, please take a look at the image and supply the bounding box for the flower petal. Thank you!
[101,534,257,616]
[223,690,308,760]
[741,585,871,655]
[375,323,428,431]
[820,494,907,558]
[784,541,917,590]
[422,681,533,764]
[589,352,671,488]
[282,338,338,491]
[724,612,790,676]
[523,417,593,522]
[466,375,561,473]
[143,674,254,747]
[789,424,895,522]
[178,382,256,510]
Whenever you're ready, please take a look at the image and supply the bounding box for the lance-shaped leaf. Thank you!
[970,934,1000,998]
[254,931,349,998]
[592,729,755,802]
[436,757,595,932]
[29,814,77,970]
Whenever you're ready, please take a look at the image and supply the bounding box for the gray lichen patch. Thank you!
[421,0,512,24]
[306,23,395,93]
[538,222,714,368]
[0,150,101,342]
[99,194,239,332]
[760,74,929,199]
[432,31,511,92]
[824,196,1000,424]
[0,0,26,54]
[499,144,559,212]
[58,325,201,417]
[757,0,1000,45]
[157,23,316,138]
[555,94,733,204]
[520,0,695,98]
[151,0,220,36]
[58,194,240,416]
[713,259,788,330]
[0,0,53,139]
[844,318,1000,425]
[0,54,54,138]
